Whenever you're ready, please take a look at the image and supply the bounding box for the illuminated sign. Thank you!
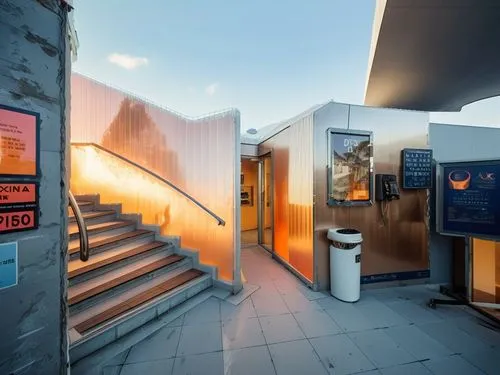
[327,128,373,207]
[0,104,40,178]
[438,159,500,239]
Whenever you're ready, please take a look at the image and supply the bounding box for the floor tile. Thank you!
[354,300,409,329]
[166,314,185,327]
[293,309,342,338]
[324,303,380,333]
[251,294,289,317]
[119,359,175,375]
[126,326,181,363]
[383,325,453,361]
[221,298,257,322]
[380,362,432,375]
[423,354,485,375]
[222,317,266,350]
[461,346,500,375]
[268,339,327,375]
[348,329,416,369]
[456,316,500,348]
[172,352,224,375]
[417,320,491,356]
[223,346,276,375]
[176,323,222,356]
[259,314,305,344]
[387,301,443,325]
[281,292,322,313]
[183,297,220,326]
[310,334,376,375]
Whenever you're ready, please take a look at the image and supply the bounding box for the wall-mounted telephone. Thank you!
[375,174,400,201]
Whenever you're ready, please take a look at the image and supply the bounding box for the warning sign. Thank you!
[0,104,39,178]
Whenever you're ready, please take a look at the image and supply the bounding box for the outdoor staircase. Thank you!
[67,194,215,368]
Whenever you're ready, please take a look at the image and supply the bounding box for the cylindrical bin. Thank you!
[327,228,363,302]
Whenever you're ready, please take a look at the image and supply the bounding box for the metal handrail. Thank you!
[71,142,226,226]
[68,190,90,261]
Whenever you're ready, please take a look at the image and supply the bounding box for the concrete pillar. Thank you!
[0,0,70,374]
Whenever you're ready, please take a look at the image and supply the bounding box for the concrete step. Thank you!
[68,241,174,285]
[69,270,212,364]
[67,201,95,215]
[68,220,136,241]
[69,253,190,314]
[68,229,155,260]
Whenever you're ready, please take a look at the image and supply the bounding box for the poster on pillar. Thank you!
[438,159,500,239]
[0,104,40,178]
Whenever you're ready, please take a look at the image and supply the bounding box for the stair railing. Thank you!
[71,142,226,227]
[68,190,90,262]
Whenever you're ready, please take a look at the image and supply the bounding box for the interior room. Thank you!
[240,158,259,246]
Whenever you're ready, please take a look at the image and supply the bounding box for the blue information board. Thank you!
[0,241,18,290]
[402,148,433,189]
[440,160,500,239]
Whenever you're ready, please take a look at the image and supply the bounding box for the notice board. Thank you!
[402,148,433,189]
[438,159,500,239]
[0,104,40,234]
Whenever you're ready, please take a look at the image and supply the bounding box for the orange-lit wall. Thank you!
[259,115,314,283]
[70,74,240,284]
[472,238,500,303]
[241,159,258,231]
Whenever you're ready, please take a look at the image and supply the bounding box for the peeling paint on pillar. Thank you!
[0,1,70,374]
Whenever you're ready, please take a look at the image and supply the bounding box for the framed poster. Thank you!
[241,186,254,206]
[0,104,40,178]
[327,128,373,206]
[0,242,18,290]
[437,159,500,240]
[402,148,433,189]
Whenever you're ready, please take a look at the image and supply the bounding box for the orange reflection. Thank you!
[71,145,234,281]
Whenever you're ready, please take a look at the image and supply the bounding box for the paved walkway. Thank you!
[103,246,500,375]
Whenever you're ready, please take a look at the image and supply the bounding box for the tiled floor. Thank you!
[102,246,500,375]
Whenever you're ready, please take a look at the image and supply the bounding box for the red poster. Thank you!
[0,105,39,177]
[0,183,36,205]
[0,210,36,234]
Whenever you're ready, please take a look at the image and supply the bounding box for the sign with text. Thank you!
[0,242,18,291]
[0,181,38,234]
[402,148,433,189]
[0,104,40,178]
[438,160,500,239]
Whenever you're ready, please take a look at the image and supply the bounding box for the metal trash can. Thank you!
[327,228,363,302]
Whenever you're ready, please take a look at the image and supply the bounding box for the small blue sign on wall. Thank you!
[0,242,18,290]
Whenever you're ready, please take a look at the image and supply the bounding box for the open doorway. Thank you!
[241,158,259,246]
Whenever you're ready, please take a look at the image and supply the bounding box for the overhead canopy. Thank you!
[364,0,500,111]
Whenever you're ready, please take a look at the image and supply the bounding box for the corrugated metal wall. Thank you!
[70,74,240,284]
[259,115,314,282]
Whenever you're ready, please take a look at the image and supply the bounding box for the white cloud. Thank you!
[205,82,219,96]
[107,53,149,70]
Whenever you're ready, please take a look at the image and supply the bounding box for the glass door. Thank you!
[259,154,273,250]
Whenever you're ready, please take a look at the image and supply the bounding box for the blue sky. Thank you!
[73,0,499,130]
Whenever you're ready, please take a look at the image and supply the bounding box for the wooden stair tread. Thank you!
[68,254,185,306]
[69,229,152,254]
[69,210,115,221]
[68,241,169,279]
[68,220,133,236]
[74,269,204,333]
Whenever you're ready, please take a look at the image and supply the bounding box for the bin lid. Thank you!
[327,228,363,244]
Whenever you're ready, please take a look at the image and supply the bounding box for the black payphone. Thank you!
[375,174,400,201]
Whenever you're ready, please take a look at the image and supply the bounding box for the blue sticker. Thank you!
[0,242,18,290]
